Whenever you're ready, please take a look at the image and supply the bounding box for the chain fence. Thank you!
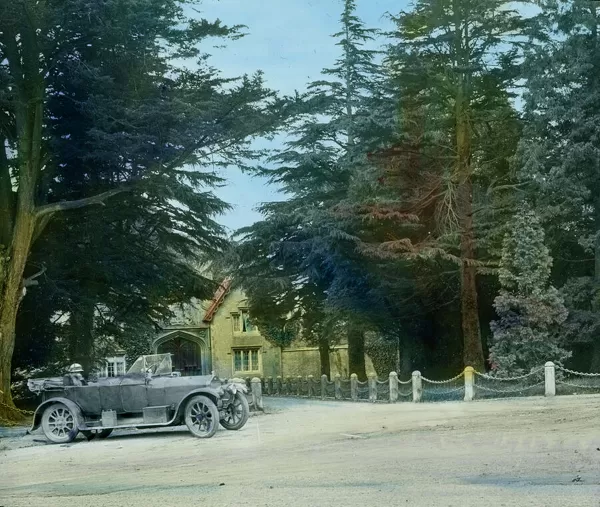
[421,372,465,402]
[555,365,600,395]
[252,361,600,408]
[0,400,34,427]
[474,368,546,399]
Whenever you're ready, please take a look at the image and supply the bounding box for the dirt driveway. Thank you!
[1,395,599,506]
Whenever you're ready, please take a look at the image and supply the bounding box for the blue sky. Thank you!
[191,0,405,233]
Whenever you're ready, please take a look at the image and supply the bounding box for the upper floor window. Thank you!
[232,309,255,333]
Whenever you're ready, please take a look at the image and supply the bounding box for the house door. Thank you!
[157,337,203,376]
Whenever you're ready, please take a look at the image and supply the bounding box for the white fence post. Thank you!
[412,370,422,403]
[545,361,556,397]
[389,372,399,403]
[251,377,263,411]
[321,374,327,400]
[307,375,314,397]
[368,373,377,403]
[334,374,342,400]
[351,373,358,401]
[464,366,475,401]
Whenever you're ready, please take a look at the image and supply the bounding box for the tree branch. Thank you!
[34,186,132,219]
[23,265,46,288]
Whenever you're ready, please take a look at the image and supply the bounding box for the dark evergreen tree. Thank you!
[361,0,529,371]
[488,206,570,376]
[0,0,292,419]
[518,0,600,370]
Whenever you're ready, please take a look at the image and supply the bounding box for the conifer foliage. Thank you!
[488,206,570,376]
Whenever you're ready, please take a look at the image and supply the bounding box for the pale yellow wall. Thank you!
[209,288,377,380]
[280,345,376,379]
[209,288,280,379]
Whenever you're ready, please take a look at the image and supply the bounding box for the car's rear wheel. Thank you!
[184,395,218,438]
[220,392,249,430]
[41,403,79,444]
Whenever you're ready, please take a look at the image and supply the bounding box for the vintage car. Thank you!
[27,354,249,444]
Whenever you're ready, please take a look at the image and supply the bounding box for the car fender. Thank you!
[31,397,88,433]
[175,387,223,417]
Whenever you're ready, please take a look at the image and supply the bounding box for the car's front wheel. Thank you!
[184,395,219,438]
[41,403,80,444]
[220,392,249,430]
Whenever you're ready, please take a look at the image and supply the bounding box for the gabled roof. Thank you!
[202,277,232,323]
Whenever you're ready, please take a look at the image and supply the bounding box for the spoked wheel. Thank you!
[220,392,249,431]
[41,403,79,444]
[184,395,219,438]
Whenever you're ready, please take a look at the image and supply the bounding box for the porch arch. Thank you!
[153,330,210,375]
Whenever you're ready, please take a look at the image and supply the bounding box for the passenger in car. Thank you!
[64,363,87,386]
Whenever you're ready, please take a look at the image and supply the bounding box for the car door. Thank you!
[118,374,149,413]
[145,376,168,407]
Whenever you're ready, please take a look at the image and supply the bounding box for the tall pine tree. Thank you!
[235,0,395,380]
[366,0,529,371]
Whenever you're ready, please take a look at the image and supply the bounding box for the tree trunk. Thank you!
[68,299,96,375]
[590,340,600,373]
[0,209,36,422]
[318,337,331,380]
[347,328,367,381]
[592,192,600,372]
[399,333,413,375]
[454,10,485,372]
[456,132,485,371]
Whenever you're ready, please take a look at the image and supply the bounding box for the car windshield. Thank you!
[126,354,173,375]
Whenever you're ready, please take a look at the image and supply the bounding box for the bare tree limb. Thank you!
[22,265,46,287]
[34,186,132,219]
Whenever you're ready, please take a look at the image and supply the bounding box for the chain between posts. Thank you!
[474,368,544,381]
[475,380,546,394]
[555,366,600,377]
[0,400,34,427]
[0,400,34,415]
[421,371,464,384]
[556,380,600,389]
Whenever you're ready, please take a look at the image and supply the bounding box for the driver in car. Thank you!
[64,363,87,386]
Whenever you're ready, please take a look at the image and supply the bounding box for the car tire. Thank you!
[220,392,249,431]
[184,395,219,438]
[41,403,80,444]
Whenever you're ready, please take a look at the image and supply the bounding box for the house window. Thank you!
[232,310,256,333]
[233,348,261,373]
[242,310,254,332]
[100,356,127,378]
[232,313,241,332]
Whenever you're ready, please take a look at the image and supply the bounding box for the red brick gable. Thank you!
[202,277,232,323]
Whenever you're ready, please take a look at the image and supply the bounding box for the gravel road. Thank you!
[1,395,599,506]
